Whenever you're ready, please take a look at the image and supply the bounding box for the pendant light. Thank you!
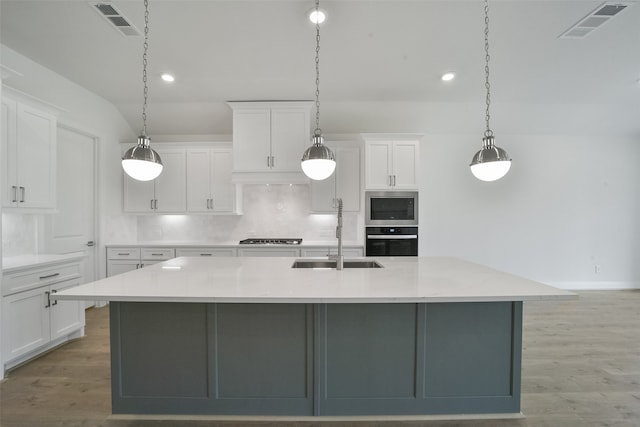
[122,0,163,182]
[470,0,511,182]
[301,0,336,181]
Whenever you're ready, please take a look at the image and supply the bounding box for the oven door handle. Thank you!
[367,235,418,239]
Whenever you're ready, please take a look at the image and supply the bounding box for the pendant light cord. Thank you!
[314,0,321,135]
[141,0,149,137]
[484,0,492,138]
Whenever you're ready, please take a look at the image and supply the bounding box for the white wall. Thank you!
[419,133,640,289]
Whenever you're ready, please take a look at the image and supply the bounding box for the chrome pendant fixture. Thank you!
[301,0,336,181]
[122,0,163,182]
[470,0,511,182]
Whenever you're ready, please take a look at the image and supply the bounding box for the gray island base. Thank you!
[54,256,575,417]
[110,301,522,416]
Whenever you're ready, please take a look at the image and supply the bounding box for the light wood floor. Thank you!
[1,291,639,427]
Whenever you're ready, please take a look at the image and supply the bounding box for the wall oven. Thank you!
[365,226,418,257]
[365,191,418,226]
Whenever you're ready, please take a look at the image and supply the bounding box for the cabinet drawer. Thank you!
[176,248,237,257]
[301,247,364,258]
[3,262,81,296]
[237,248,300,257]
[107,248,141,260]
[141,248,175,261]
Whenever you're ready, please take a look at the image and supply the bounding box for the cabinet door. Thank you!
[50,278,85,341]
[15,103,57,208]
[2,287,50,362]
[233,109,271,172]
[1,97,18,207]
[311,144,361,213]
[335,146,361,212]
[154,149,186,212]
[210,148,235,212]
[310,170,336,212]
[270,108,309,172]
[107,260,140,277]
[186,149,212,212]
[123,174,155,212]
[392,141,419,189]
[365,142,392,189]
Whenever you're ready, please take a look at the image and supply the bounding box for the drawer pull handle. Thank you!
[117,253,130,256]
[11,186,17,203]
[200,253,212,256]
[45,291,51,308]
[39,273,60,280]
[51,289,58,306]
[151,253,163,256]
[19,186,25,202]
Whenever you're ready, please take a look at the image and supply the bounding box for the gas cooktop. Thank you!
[239,238,303,245]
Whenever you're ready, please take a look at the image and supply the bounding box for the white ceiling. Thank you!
[1,0,639,136]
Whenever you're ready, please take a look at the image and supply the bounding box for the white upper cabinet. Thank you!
[363,136,421,190]
[310,142,361,213]
[186,147,236,213]
[1,95,57,210]
[229,101,312,184]
[124,148,186,213]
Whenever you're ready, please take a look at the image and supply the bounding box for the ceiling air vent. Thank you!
[560,2,631,38]
[92,2,140,36]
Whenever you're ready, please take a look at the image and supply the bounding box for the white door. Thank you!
[42,126,97,305]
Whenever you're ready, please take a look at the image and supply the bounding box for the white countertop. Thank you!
[54,256,575,304]
[2,252,85,273]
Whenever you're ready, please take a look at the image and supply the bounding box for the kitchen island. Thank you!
[54,256,574,417]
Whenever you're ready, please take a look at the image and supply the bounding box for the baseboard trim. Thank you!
[548,281,640,290]
[109,413,525,422]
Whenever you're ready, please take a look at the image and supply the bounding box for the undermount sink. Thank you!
[291,259,384,269]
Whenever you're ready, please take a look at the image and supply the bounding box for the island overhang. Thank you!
[54,256,575,303]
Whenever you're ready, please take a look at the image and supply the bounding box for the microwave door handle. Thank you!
[367,235,418,239]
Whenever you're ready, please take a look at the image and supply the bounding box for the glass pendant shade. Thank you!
[469,135,511,182]
[301,133,336,180]
[122,136,163,181]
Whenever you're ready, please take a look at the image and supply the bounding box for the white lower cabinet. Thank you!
[2,261,85,371]
[107,247,176,277]
[237,247,301,257]
[301,247,364,258]
[175,248,238,257]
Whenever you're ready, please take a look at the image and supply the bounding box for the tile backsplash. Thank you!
[2,213,38,257]
[106,184,362,244]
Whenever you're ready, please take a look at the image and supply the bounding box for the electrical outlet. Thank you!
[595,264,602,274]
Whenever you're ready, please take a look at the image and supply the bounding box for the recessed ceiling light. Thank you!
[161,73,175,83]
[441,72,456,82]
[309,8,326,24]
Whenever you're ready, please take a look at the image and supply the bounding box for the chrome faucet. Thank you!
[335,198,344,270]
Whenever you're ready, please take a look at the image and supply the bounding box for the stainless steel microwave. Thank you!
[365,191,419,226]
